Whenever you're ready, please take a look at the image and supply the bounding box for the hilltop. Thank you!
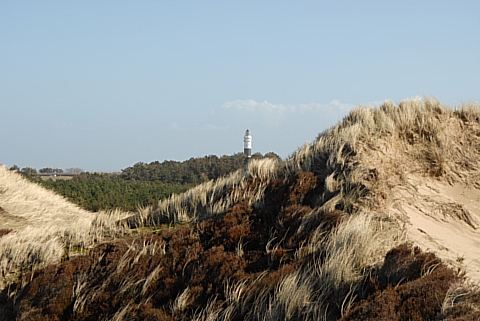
[1,98,480,320]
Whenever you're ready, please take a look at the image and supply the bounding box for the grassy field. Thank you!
[39,174,74,181]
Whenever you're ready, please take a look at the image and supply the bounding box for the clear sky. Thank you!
[1,1,479,172]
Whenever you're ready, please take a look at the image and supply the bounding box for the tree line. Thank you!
[120,152,279,183]
[39,173,191,212]
[16,152,280,212]
[8,165,84,176]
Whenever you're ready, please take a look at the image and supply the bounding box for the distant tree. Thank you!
[251,152,263,160]
[20,167,38,178]
[9,165,19,172]
[65,168,84,175]
[264,152,282,161]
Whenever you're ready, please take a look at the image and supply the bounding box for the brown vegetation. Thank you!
[341,245,468,321]
[2,172,323,320]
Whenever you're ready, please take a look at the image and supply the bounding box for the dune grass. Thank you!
[0,166,132,291]
[131,157,279,227]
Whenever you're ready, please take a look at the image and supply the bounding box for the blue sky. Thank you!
[1,1,479,172]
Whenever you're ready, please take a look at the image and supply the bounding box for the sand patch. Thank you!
[389,174,480,283]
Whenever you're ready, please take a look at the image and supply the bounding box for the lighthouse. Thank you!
[244,129,252,157]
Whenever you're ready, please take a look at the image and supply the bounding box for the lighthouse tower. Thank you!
[244,129,252,157]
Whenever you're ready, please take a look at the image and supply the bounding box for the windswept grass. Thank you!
[131,157,279,227]
[0,166,132,291]
[191,213,404,321]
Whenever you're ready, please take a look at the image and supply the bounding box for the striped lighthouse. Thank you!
[244,129,252,157]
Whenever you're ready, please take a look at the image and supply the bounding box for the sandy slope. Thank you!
[388,174,480,283]
[352,103,480,285]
